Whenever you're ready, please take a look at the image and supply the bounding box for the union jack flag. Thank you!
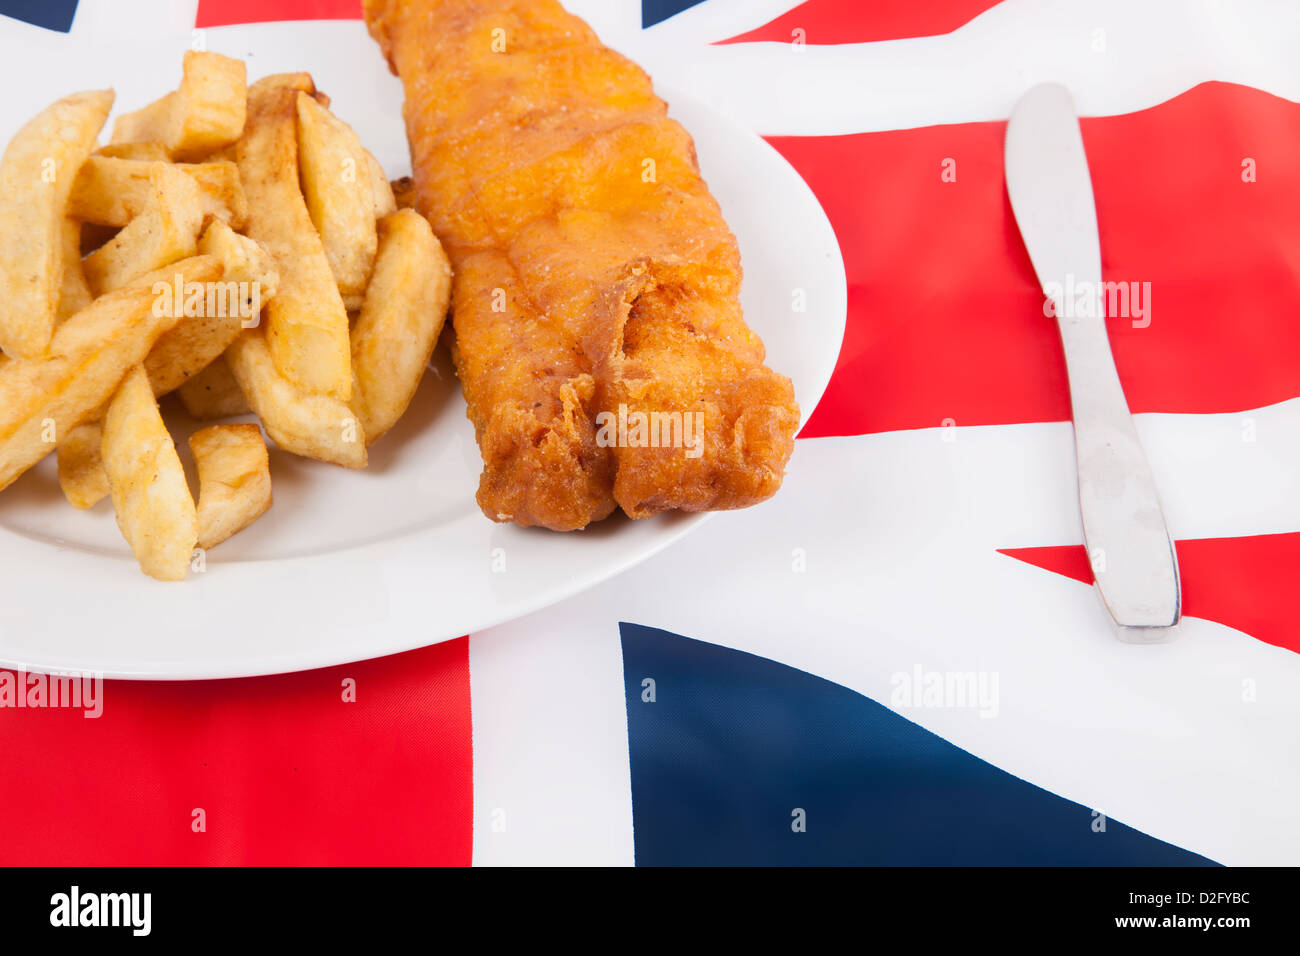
[2,0,1298,866]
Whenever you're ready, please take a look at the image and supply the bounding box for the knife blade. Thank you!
[1004,83,1181,638]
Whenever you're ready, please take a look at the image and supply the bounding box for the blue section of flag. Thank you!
[642,0,707,29]
[620,623,1218,866]
[0,0,77,33]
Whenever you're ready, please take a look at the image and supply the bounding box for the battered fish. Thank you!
[365,0,799,530]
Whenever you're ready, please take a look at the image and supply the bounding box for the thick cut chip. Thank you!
[146,310,243,398]
[102,366,198,581]
[70,156,247,228]
[0,255,222,492]
[57,219,93,321]
[83,163,206,295]
[189,423,272,549]
[111,51,247,161]
[367,151,397,218]
[351,209,451,443]
[195,218,278,294]
[57,420,109,509]
[94,142,169,162]
[236,74,351,401]
[226,328,366,469]
[296,92,380,308]
[0,89,114,358]
[176,356,250,419]
[145,221,278,396]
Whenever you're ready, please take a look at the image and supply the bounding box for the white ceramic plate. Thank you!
[0,39,845,679]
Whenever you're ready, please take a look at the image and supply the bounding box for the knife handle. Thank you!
[1055,302,1181,637]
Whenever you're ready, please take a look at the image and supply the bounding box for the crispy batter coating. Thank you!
[365,0,799,529]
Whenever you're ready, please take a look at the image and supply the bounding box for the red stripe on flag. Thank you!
[777,82,1300,439]
[196,0,361,28]
[999,534,1300,655]
[718,0,1000,46]
[0,639,473,865]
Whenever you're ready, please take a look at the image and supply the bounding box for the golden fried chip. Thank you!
[102,366,198,581]
[70,156,248,229]
[189,423,272,548]
[145,308,243,398]
[226,328,365,469]
[351,209,451,444]
[176,355,250,419]
[94,142,169,162]
[144,221,279,396]
[56,420,109,509]
[295,92,380,308]
[0,255,222,492]
[236,74,352,401]
[111,51,247,161]
[81,163,203,292]
[57,219,93,321]
[195,218,278,295]
[83,163,206,296]
[364,151,396,218]
[0,89,113,358]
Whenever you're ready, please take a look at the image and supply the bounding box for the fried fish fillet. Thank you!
[365,0,799,530]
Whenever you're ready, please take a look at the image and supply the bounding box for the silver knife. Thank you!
[1004,83,1181,639]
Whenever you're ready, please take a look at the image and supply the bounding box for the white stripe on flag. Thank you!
[469,617,636,866]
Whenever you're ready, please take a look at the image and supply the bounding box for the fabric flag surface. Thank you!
[1,0,1298,866]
